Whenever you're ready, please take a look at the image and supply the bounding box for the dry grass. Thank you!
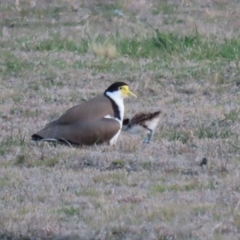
[89,41,117,59]
[1,0,240,239]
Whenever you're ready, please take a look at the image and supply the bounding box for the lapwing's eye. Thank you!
[119,87,122,90]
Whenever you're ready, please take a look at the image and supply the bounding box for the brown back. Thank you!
[48,95,114,126]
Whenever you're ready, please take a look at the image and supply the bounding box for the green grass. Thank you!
[3,31,240,62]
[152,1,176,15]
[14,152,59,167]
[0,30,239,86]
[0,135,26,156]
[224,110,240,123]
[110,159,125,169]
[59,206,81,217]
[167,130,190,144]
[153,182,199,193]
[75,188,100,197]
[0,51,33,78]
[32,36,88,53]
[92,172,128,185]
[196,122,232,139]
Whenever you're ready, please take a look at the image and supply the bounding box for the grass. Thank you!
[152,1,176,15]
[152,181,201,194]
[59,206,81,217]
[1,0,240,239]
[167,129,190,143]
[0,50,33,78]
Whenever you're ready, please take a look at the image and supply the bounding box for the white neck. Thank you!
[105,91,124,125]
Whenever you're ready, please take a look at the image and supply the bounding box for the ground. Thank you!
[1,0,240,239]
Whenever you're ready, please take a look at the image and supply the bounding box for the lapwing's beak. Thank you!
[121,86,137,98]
[127,89,137,98]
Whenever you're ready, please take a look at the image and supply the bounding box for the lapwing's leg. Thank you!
[143,129,153,144]
[148,129,154,142]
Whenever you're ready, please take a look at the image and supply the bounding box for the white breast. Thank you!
[105,91,124,126]
[125,125,148,135]
[145,117,160,130]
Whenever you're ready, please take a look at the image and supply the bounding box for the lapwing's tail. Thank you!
[31,134,44,141]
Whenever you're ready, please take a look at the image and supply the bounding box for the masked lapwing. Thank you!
[32,82,137,146]
[122,111,161,143]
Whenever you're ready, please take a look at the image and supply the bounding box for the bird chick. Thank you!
[122,111,161,143]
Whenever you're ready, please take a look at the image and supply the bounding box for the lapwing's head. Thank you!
[104,82,137,100]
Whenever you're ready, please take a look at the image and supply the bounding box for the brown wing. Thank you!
[33,118,120,145]
[130,111,161,125]
[48,95,114,126]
